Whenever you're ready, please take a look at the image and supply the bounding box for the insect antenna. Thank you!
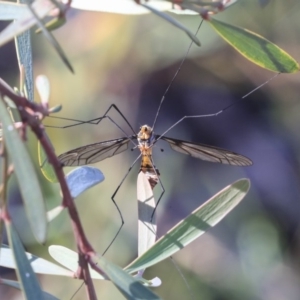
[152,19,204,130]
[102,152,142,256]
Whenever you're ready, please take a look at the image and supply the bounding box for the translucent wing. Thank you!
[58,137,133,167]
[158,136,252,166]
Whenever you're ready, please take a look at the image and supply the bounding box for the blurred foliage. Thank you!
[1,0,300,299]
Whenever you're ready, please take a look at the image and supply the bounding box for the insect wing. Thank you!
[159,136,252,166]
[58,137,132,166]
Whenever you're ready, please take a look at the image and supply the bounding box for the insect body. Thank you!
[137,125,160,189]
[57,110,252,254]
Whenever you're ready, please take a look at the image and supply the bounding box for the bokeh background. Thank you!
[1,0,300,299]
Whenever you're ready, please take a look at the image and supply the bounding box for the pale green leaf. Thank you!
[0,2,28,20]
[0,97,47,243]
[137,172,156,257]
[0,245,73,277]
[125,179,250,273]
[209,18,299,73]
[6,223,44,300]
[49,245,105,280]
[38,139,57,183]
[90,252,161,300]
[49,245,161,299]
[0,0,56,48]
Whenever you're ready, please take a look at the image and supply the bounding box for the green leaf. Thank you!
[47,206,64,222]
[48,105,62,113]
[35,75,50,105]
[0,245,73,277]
[48,245,105,280]
[25,2,74,73]
[208,18,299,73]
[137,172,156,257]
[0,279,60,300]
[0,0,56,47]
[0,97,47,243]
[125,179,250,273]
[0,2,28,20]
[49,245,161,299]
[35,16,66,33]
[5,222,44,300]
[38,139,57,182]
[90,252,161,300]
[15,24,34,101]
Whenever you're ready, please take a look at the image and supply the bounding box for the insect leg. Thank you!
[102,153,142,256]
[154,73,280,144]
[152,20,204,130]
[46,104,136,135]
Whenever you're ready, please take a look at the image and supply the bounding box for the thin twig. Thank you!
[0,79,99,300]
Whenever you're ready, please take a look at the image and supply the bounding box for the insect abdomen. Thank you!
[140,154,160,189]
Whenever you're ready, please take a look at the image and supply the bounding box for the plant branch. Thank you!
[0,79,100,299]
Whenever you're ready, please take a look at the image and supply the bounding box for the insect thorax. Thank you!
[137,124,155,147]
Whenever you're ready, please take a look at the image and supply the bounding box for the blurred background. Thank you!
[1,0,300,299]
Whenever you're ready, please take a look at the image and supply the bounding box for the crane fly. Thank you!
[46,21,260,255]
[56,107,252,248]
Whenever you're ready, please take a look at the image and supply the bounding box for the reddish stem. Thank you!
[0,79,101,299]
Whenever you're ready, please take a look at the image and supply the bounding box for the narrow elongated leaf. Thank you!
[47,206,64,222]
[49,245,105,279]
[49,245,161,299]
[125,179,250,273]
[0,97,47,243]
[0,246,73,277]
[0,279,60,300]
[0,0,56,47]
[0,2,28,20]
[66,0,174,14]
[15,21,34,101]
[208,18,299,73]
[136,172,161,286]
[35,16,66,33]
[25,2,74,73]
[137,172,156,257]
[38,139,57,182]
[36,75,50,105]
[90,252,161,300]
[6,222,44,300]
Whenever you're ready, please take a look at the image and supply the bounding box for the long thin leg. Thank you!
[46,104,138,148]
[154,73,279,145]
[46,104,136,134]
[146,156,165,222]
[169,256,195,300]
[102,153,142,256]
